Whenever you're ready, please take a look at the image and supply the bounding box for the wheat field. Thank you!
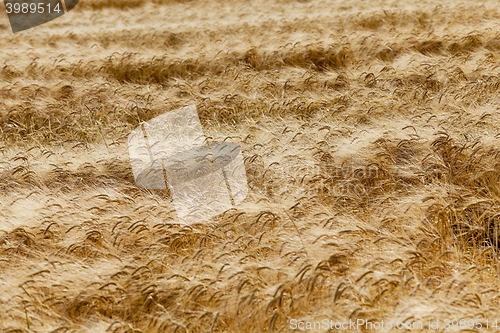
[2,0,500,332]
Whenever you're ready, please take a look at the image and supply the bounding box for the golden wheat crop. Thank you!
[2,0,500,332]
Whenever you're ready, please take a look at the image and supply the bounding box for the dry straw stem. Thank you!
[3,0,500,332]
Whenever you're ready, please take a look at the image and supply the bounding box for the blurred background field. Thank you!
[2,0,500,331]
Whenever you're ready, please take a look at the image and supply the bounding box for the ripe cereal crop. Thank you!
[2,0,500,332]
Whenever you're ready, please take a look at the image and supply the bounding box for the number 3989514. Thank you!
[5,2,62,14]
